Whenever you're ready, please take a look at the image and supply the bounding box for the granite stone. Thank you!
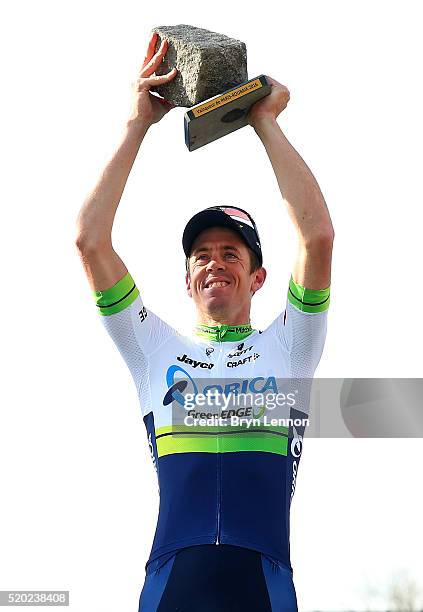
[151,24,248,107]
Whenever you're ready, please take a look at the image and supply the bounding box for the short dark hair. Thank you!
[248,249,261,273]
[185,247,261,276]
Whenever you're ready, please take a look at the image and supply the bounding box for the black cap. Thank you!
[182,206,263,266]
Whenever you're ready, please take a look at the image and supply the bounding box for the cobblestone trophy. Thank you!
[151,25,271,151]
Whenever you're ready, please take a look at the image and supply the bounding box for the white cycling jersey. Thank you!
[92,272,330,571]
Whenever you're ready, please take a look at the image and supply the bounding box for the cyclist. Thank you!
[76,31,334,612]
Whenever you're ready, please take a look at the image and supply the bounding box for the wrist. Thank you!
[125,117,151,139]
[252,116,283,146]
[252,115,278,133]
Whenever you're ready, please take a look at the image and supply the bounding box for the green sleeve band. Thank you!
[93,272,140,316]
[287,276,330,313]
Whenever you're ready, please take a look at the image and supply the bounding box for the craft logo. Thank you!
[227,353,260,368]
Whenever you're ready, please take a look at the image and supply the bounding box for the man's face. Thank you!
[185,226,266,323]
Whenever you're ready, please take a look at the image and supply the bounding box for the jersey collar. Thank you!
[194,323,254,342]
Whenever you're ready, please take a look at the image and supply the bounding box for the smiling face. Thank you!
[185,226,266,325]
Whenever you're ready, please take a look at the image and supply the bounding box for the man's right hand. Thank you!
[128,31,178,128]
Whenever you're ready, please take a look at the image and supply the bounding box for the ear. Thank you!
[186,271,193,298]
[251,266,267,295]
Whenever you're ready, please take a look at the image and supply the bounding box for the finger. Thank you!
[143,67,177,86]
[266,75,285,89]
[141,39,169,77]
[142,40,167,76]
[141,31,159,69]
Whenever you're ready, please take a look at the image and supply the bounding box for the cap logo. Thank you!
[219,207,255,230]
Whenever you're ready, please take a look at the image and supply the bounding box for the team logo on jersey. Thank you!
[227,353,260,368]
[205,347,214,357]
[291,425,303,458]
[177,354,214,369]
[148,433,158,478]
[228,345,254,358]
[163,379,189,406]
[163,363,278,408]
[163,365,199,406]
[290,425,304,502]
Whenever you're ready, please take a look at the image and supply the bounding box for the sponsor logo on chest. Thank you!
[177,354,214,369]
[227,353,260,367]
[226,344,260,368]
[228,344,253,358]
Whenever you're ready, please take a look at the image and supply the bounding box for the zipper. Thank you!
[215,328,224,544]
[216,451,221,544]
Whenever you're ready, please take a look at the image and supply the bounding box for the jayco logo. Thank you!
[177,354,214,370]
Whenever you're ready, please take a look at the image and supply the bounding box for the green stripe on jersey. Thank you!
[156,430,288,457]
[155,424,289,436]
[93,272,139,315]
[287,276,330,313]
[194,323,254,342]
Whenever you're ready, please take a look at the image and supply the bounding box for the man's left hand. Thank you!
[247,76,290,128]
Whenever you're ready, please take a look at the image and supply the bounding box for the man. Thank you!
[76,31,334,612]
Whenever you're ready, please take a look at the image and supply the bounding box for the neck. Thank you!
[196,313,251,327]
[194,321,254,342]
[194,308,254,342]
[196,304,251,327]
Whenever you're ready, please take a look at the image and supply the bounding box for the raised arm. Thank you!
[75,32,177,291]
[247,77,334,290]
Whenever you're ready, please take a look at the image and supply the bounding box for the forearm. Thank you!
[76,119,149,248]
[254,117,334,245]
